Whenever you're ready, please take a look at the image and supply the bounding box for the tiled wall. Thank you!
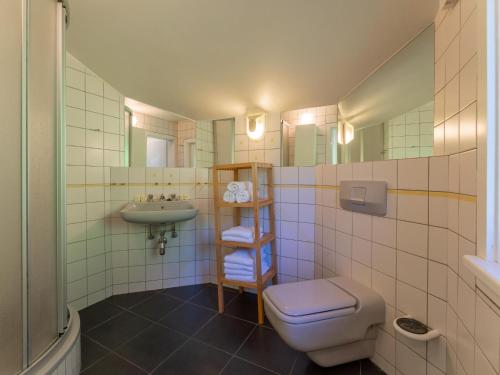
[177,119,196,167]
[312,158,488,375]
[195,120,215,167]
[108,167,213,293]
[65,53,126,310]
[385,101,434,160]
[234,112,282,166]
[281,105,338,165]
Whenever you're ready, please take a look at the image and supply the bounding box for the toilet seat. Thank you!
[263,279,357,324]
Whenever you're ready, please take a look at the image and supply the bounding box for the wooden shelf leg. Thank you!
[217,281,224,313]
[257,286,264,325]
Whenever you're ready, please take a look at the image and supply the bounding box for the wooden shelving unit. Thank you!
[212,162,277,325]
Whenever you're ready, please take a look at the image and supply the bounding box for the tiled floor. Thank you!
[79,284,385,375]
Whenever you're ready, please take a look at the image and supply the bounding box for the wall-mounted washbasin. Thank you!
[120,201,198,225]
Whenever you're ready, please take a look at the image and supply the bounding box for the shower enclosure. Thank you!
[0,1,79,374]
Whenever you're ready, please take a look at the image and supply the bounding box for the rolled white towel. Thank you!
[236,190,251,203]
[227,181,246,192]
[223,190,236,203]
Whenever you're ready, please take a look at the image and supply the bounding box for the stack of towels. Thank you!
[221,226,262,243]
[224,245,271,282]
[223,181,254,203]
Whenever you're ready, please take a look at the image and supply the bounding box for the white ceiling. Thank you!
[67,0,438,120]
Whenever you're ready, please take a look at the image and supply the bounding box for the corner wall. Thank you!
[65,53,126,310]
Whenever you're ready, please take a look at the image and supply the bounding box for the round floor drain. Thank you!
[395,317,429,335]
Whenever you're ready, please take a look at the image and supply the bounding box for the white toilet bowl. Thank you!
[263,276,385,367]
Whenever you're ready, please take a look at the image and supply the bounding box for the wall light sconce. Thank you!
[299,112,314,125]
[338,121,354,145]
[247,112,265,140]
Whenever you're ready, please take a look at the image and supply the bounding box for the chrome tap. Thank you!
[159,193,166,201]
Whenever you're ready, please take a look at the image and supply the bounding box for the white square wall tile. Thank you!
[372,243,396,277]
[396,281,427,323]
[352,162,372,180]
[396,221,428,258]
[429,156,449,191]
[353,213,372,240]
[373,160,397,189]
[398,158,428,190]
[372,217,396,248]
[397,250,427,291]
[459,102,477,152]
[428,261,447,299]
[281,167,298,184]
[459,150,476,196]
[448,154,460,193]
[397,193,428,224]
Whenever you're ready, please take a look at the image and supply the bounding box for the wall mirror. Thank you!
[337,25,435,163]
[281,25,434,166]
[125,99,198,168]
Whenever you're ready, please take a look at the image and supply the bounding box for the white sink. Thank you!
[120,201,198,225]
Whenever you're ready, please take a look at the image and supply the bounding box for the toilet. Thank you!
[263,276,385,367]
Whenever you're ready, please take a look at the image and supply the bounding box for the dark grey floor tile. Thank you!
[160,302,216,335]
[107,290,158,309]
[79,300,124,332]
[291,352,362,374]
[162,284,208,300]
[195,314,255,354]
[225,292,260,323]
[221,357,276,375]
[115,324,187,371]
[190,285,238,310]
[237,326,297,374]
[361,359,385,374]
[87,311,151,350]
[80,336,110,371]
[152,339,231,375]
[81,353,146,375]
[131,293,182,321]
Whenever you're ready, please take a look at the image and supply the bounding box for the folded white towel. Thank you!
[224,262,254,273]
[221,226,262,242]
[223,190,236,203]
[222,235,257,243]
[225,262,270,282]
[224,255,269,274]
[227,181,246,192]
[236,190,251,203]
[224,249,255,267]
[224,245,271,267]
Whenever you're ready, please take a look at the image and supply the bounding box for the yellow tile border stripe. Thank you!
[66,182,477,202]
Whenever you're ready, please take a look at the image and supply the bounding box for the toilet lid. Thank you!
[264,279,357,317]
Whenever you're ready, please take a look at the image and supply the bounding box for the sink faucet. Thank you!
[159,193,166,201]
[146,194,154,202]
